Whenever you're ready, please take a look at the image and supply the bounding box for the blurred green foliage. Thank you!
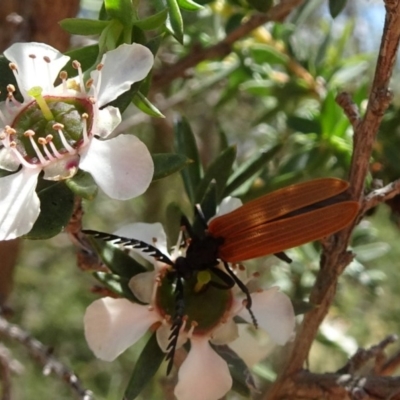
[4,0,400,399]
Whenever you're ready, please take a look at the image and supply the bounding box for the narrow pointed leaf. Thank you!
[329,0,347,18]
[224,144,282,197]
[60,19,109,35]
[93,272,136,301]
[133,92,164,118]
[174,117,202,203]
[104,0,133,27]
[66,170,98,200]
[211,345,253,398]
[177,0,204,11]
[89,237,147,278]
[124,333,165,400]
[166,0,184,43]
[152,153,192,181]
[133,9,169,30]
[25,182,74,239]
[195,146,236,203]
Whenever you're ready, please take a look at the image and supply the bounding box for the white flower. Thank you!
[84,214,296,400]
[0,42,155,240]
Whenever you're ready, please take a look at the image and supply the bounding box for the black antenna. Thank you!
[82,229,174,266]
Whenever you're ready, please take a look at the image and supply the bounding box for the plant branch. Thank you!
[0,316,94,400]
[362,178,400,214]
[152,0,304,90]
[265,1,400,398]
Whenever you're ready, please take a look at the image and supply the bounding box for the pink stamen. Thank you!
[187,321,198,338]
[81,113,89,145]
[48,141,63,158]
[72,60,85,93]
[52,123,75,154]
[59,71,68,93]
[43,55,53,91]
[38,137,56,161]
[9,142,37,169]
[6,84,21,107]
[24,130,47,165]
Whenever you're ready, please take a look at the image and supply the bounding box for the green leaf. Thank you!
[166,0,184,43]
[0,168,15,178]
[93,272,136,300]
[287,116,322,135]
[0,55,19,102]
[192,181,217,236]
[224,144,283,196]
[152,153,192,181]
[104,0,133,27]
[25,182,74,240]
[132,8,168,30]
[246,0,273,12]
[66,170,98,200]
[195,146,237,203]
[225,13,245,35]
[174,117,202,204]
[59,18,109,35]
[329,0,347,18]
[89,237,147,279]
[63,45,99,78]
[199,181,217,221]
[212,345,252,398]
[124,333,164,400]
[133,92,164,118]
[177,0,204,11]
[249,44,289,65]
[108,81,142,113]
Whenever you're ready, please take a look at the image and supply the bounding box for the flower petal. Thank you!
[216,196,243,217]
[115,222,169,263]
[96,106,122,139]
[239,287,295,345]
[229,324,274,367]
[210,319,239,345]
[4,42,70,99]
[0,148,20,171]
[42,155,79,180]
[175,337,232,400]
[0,167,40,240]
[79,134,154,200]
[92,43,154,108]
[128,271,156,304]
[84,297,160,361]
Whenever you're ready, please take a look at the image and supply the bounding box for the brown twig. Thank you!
[265,1,400,399]
[0,316,94,400]
[336,92,361,130]
[152,0,305,90]
[337,335,398,375]
[279,370,400,400]
[362,178,400,214]
[381,350,400,376]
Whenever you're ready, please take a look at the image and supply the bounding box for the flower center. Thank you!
[156,271,233,335]
[0,95,93,169]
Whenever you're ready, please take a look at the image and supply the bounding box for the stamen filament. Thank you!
[38,137,56,161]
[28,87,54,121]
[24,130,47,164]
[81,113,89,144]
[72,60,85,93]
[52,123,75,154]
[59,71,68,93]
[47,136,63,158]
[9,143,37,169]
